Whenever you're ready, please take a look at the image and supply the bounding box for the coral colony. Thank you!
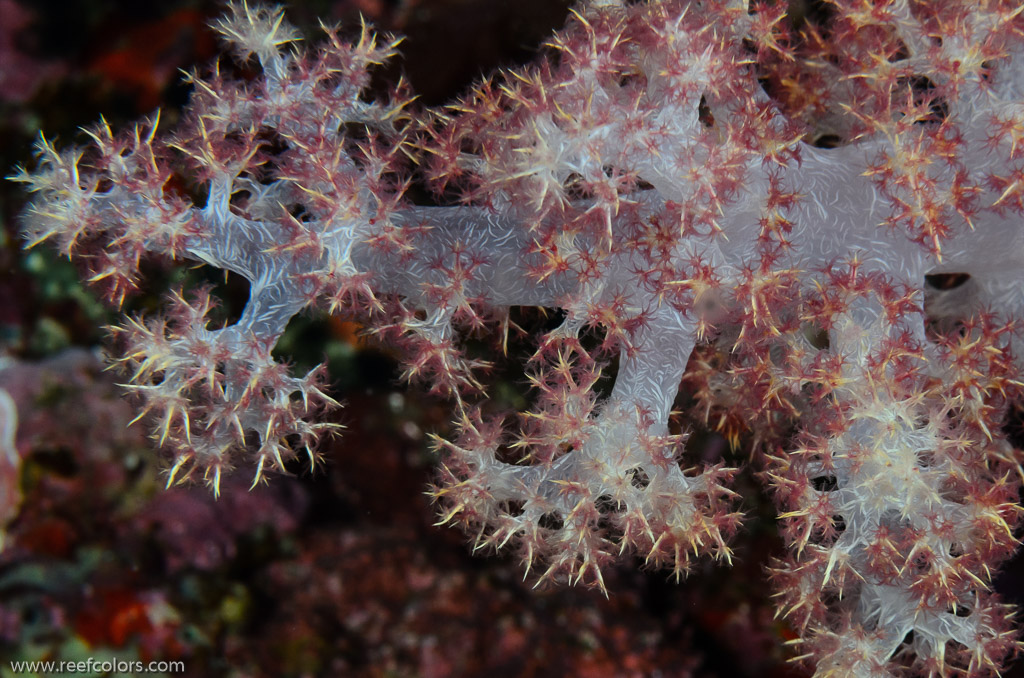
[12,0,1024,674]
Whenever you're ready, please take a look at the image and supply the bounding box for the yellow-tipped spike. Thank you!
[166,454,192,489]
[250,455,266,490]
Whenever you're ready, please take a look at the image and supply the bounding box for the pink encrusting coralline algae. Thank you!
[12,1,1024,675]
